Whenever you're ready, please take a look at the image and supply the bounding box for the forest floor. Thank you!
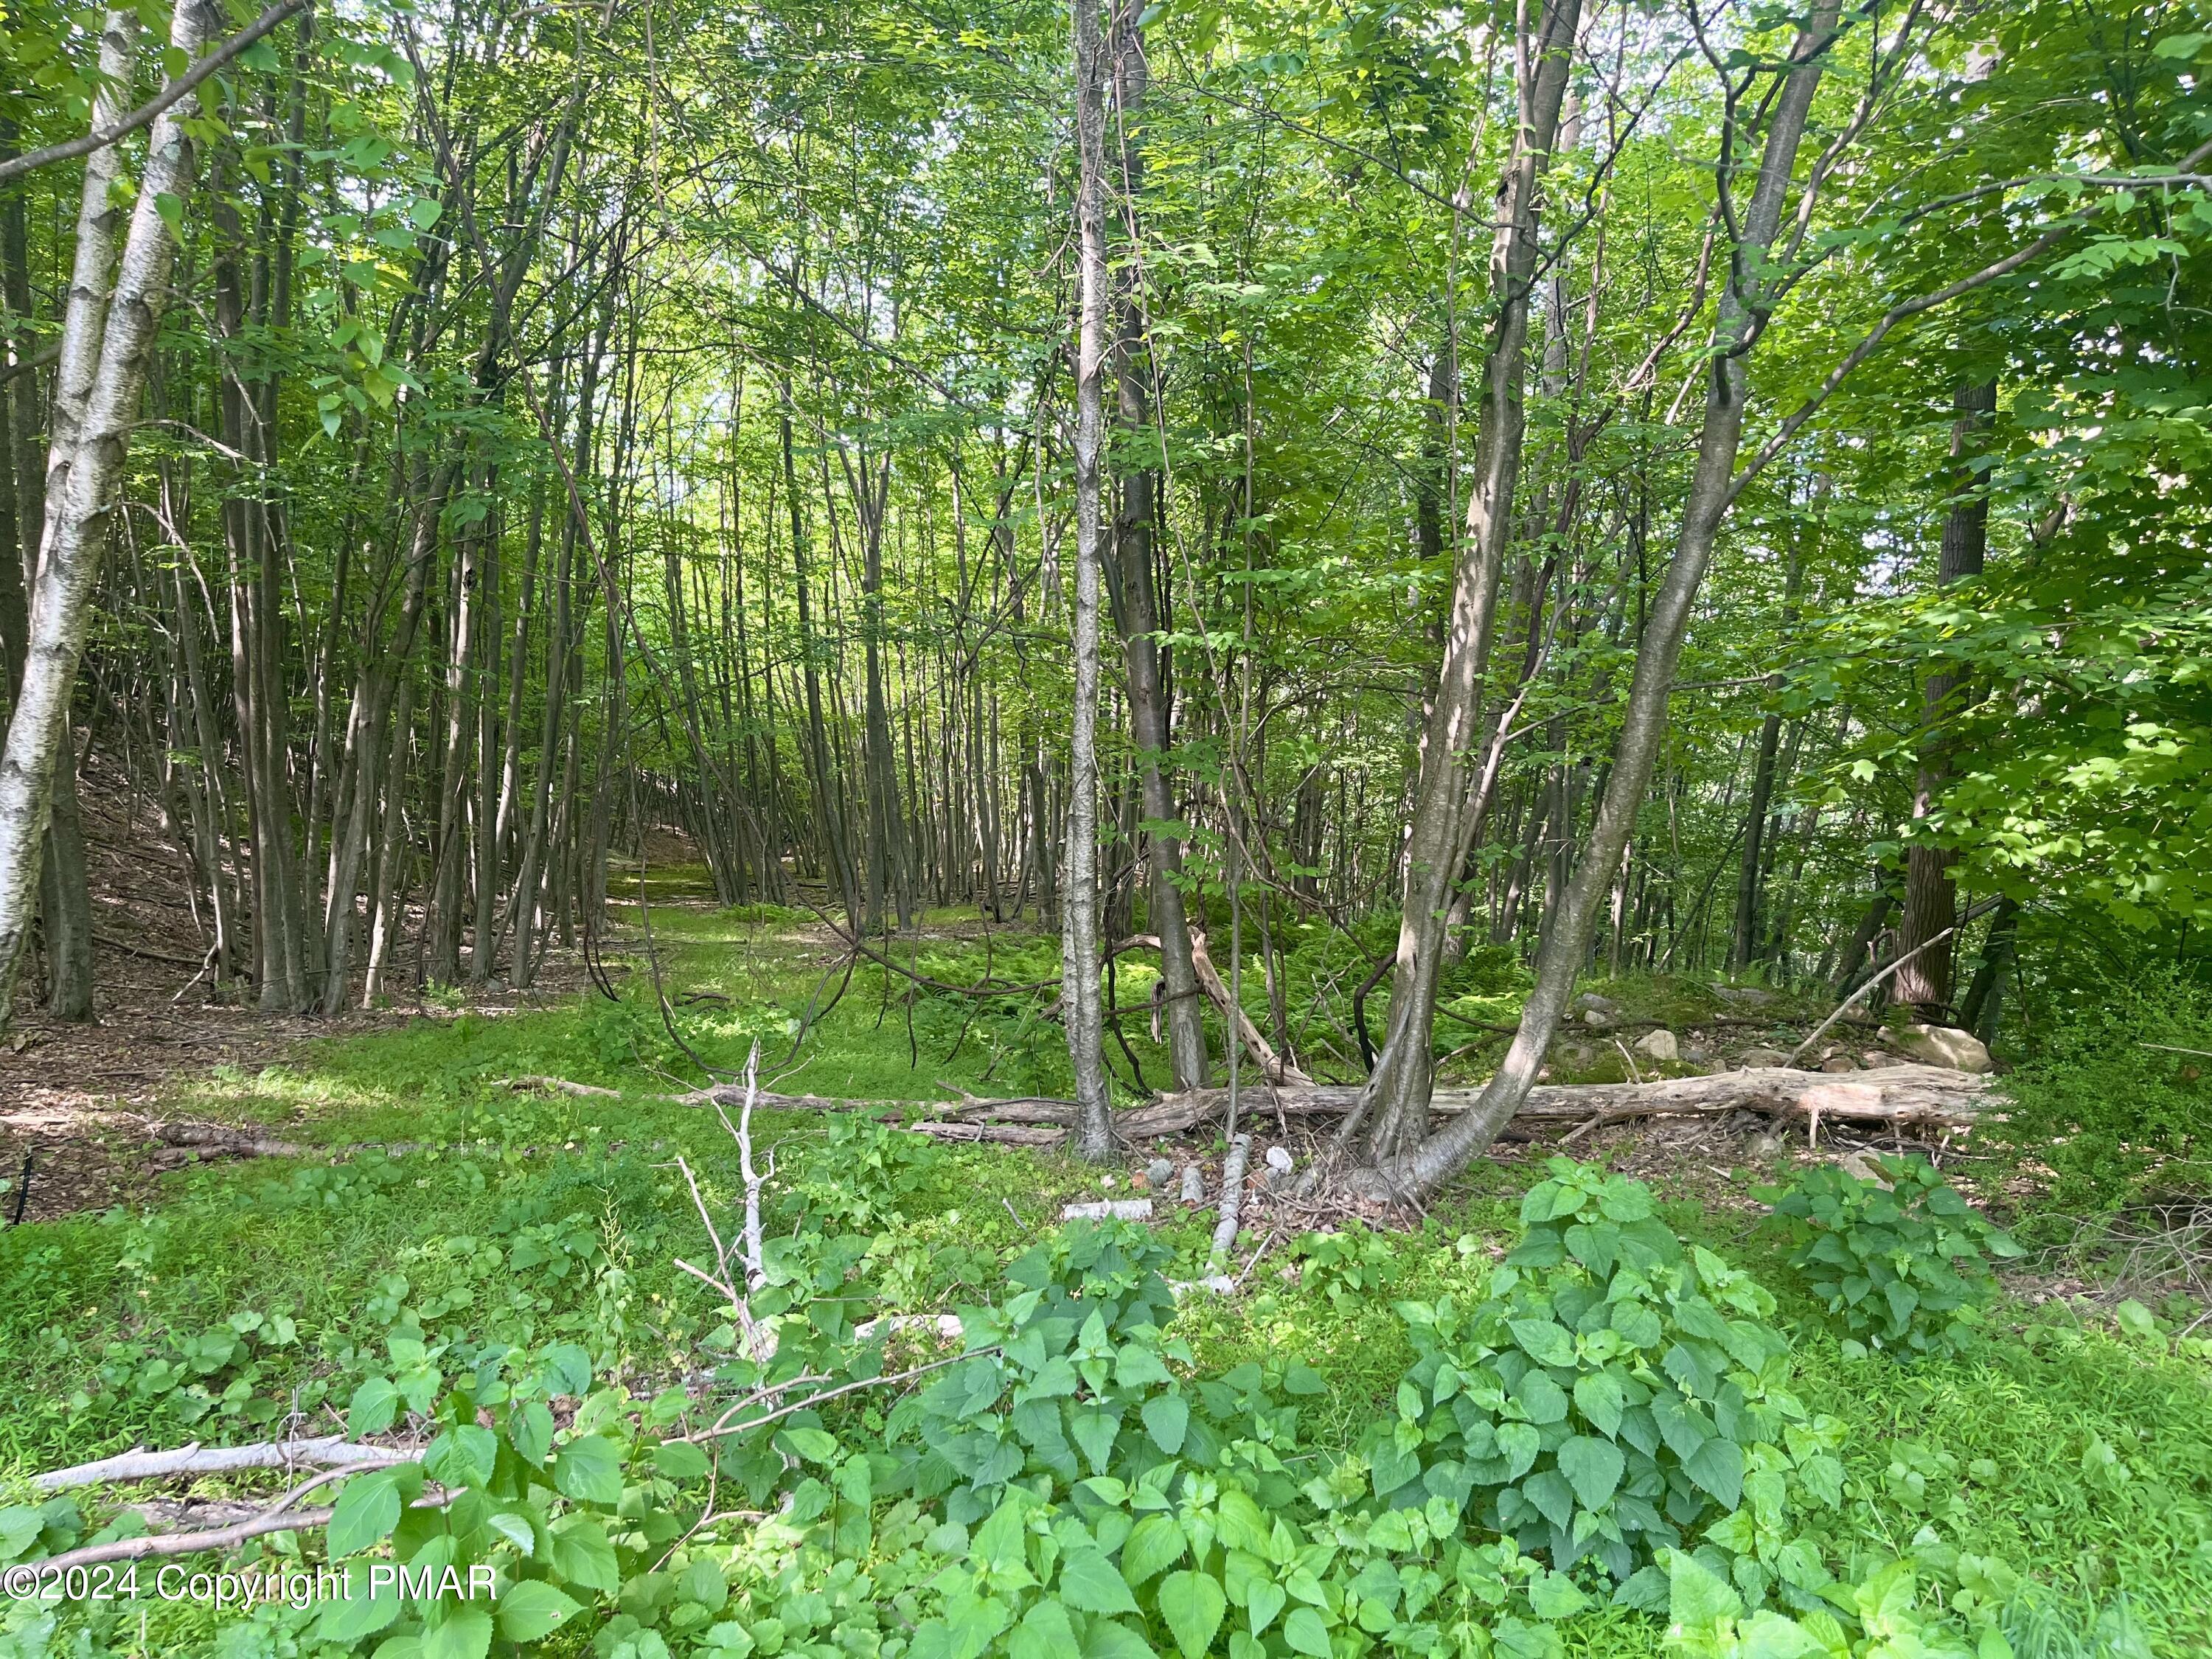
[0,853,2208,1655]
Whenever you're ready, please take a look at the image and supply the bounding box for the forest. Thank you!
[0,0,2208,1653]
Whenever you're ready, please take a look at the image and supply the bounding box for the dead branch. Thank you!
[35,1436,414,1493]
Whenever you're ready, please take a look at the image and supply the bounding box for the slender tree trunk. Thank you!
[1895,378,1997,1014]
[1357,1,1843,1198]
[1063,0,1113,1159]
[1110,0,1206,1090]
[1353,0,1582,1162]
[0,0,215,1030]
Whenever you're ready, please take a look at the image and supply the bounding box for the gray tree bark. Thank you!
[1063,0,1113,1160]
[1352,0,1583,1162]
[0,0,218,1031]
[1354,1,1845,1200]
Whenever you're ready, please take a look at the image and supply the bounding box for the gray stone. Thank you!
[1891,1023,1994,1074]
[1179,1164,1206,1204]
[1582,1008,1616,1030]
[1632,1028,1679,1062]
[1144,1158,1175,1189]
[1837,1150,1892,1187]
[1738,1045,1790,1069]
[1265,1144,1294,1174]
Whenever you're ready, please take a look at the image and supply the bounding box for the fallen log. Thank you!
[1124,1065,1989,1140]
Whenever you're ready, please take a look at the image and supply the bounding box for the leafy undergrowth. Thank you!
[1,928,2208,1657]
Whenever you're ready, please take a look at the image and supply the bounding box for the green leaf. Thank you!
[349,1376,400,1436]
[327,1470,402,1558]
[1282,1605,1334,1658]
[1158,1570,1227,1659]
[1685,1438,1745,1510]
[655,1439,712,1480]
[1283,1362,1327,1397]
[424,1425,496,1491]
[496,1582,582,1643]
[1142,1394,1190,1455]
[1497,1421,1540,1480]
[1573,1371,1625,1437]
[316,1576,401,1641]
[1060,1546,1140,1615]
[553,1434,625,1505]
[1081,1619,1158,1659]
[422,1602,492,1659]
[1666,1550,1745,1628]
[1510,1319,1574,1367]
[546,1518,619,1593]
[509,1401,554,1466]
[1010,1598,1079,1659]
[1558,1435,1625,1511]
[1116,1344,1173,1389]
[1243,1576,1287,1635]
[1120,1512,1186,1585]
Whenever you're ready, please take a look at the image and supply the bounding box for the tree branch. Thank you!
[0,1,308,187]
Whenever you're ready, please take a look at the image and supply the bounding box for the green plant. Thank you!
[1293,1222,1405,1310]
[1385,1160,1843,1597]
[1658,1551,2017,1659]
[1764,1158,2022,1358]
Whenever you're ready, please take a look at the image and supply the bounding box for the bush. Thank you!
[2000,963,2212,1211]
[1385,1160,1844,1596]
[1764,1156,2020,1357]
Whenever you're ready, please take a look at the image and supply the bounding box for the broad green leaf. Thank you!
[349,1377,400,1436]
[1685,1438,1745,1510]
[1573,1371,1625,1437]
[1559,1434,1625,1511]
[1142,1394,1190,1455]
[421,1604,492,1659]
[553,1434,624,1505]
[1120,1512,1187,1584]
[1060,1546,1140,1615]
[1243,1576,1287,1635]
[1282,1606,1333,1658]
[496,1582,582,1643]
[1158,1570,1227,1659]
[326,1470,401,1559]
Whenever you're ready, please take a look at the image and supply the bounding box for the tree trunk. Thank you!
[1353,0,1583,1162]
[1110,0,1207,1091]
[0,0,214,1031]
[1063,0,1113,1160]
[1355,1,1843,1200]
[1895,378,1997,1013]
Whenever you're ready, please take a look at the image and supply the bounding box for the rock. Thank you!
[1573,992,1621,1015]
[1179,1164,1206,1205]
[1144,1158,1175,1189]
[1632,1028,1679,1062]
[1837,1150,1892,1187]
[1713,984,1777,1007]
[1265,1144,1293,1175]
[1891,1023,1994,1074]
[1582,1008,1616,1030]
[1738,1045,1790,1069]
[1683,1042,1713,1062]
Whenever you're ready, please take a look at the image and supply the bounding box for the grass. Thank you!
[2,906,2208,1655]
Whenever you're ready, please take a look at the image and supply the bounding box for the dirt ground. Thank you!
[0,763,613,1224]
